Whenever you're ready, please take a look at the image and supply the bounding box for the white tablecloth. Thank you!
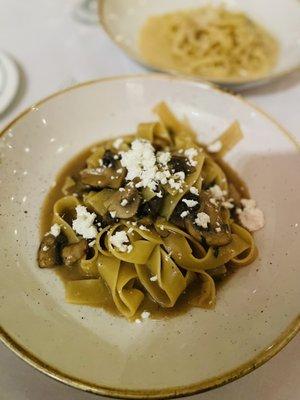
[0,1,299,399]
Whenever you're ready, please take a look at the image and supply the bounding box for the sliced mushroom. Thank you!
[105,186,141,219]
[185,191,232,246]
[61,239,88,266]
[170,193,199,229]
[168,154,195,175]
[62,176,90,197]
[37,233,67,268]
[137,193,164,219]
[80,150,125,190]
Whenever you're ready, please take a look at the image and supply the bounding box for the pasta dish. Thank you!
[139,6,278,80]
[38,102,264,321]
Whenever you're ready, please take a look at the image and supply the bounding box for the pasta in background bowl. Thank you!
[0,75,299,398]
[99,0,300,89]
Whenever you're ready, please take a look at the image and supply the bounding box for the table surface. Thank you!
[0,1,299,399]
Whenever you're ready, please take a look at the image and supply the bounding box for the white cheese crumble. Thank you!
[42,245,49,251]
[150,275,158,282]
[141,311,150,320]
[119,187,125,192]
[209,198,218,206]
[222,200,234,209]
[237,199,265,232]
[50,223,61,237]
[180,210,189,218]
[110,211,116,218]
[157,151,171,165]
[156,191,163,198]
[120,199,128,206]
[139,225,149,231]
[109,231,132,252]
[209,184,224,199]
[207,140,222,153]
[190,186,199,196]
[113,138,123,149]
[215,227,221,233]
[121,139,158,190]
[116,168,123,174]
[184,148,198,166]
[135,319,141,324]
[182,198,198,208]
[195,212,210,229]
[169,171,185,191]
[72,205,97,239]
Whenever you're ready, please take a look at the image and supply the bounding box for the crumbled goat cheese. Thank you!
[182,198,198,207]
[72,205,97,239]
[128,227,134,234]
[110,211,116,218]
[139,225,149,231]
[237,199,265,232]
[209,184,224,199]
[215,227,221,233]
[222,200,234,209]
[121,139,158,190]
[207,140,222,153]
[120,199,128,206]
[88,240,96,247]
[195,212,210,229]
[109,230,132,252]
[135,319,142,324]
[119,187,125,192]
[184,148,198,166]
[157,151,171,165]
[116,168,122,173]
[180,210,190,218]
[156,191,163,198]
[113,138,123,149]
[150,275,158,282]
[209,198,218,206]
[141,311,150,319]
[169,171,185,191]
[42,245,49,251]
[190,186,199,196]
[50,223,61,237]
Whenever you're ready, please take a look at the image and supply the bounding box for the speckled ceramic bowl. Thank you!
[99,0,300,90]
[0,75,299,398]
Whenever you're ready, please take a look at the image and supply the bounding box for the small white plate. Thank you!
[0,75,299,398]
[0,51,19,114]
[99,0,300,89]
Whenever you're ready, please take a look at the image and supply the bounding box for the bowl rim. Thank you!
[0,73,299,399]
[98,0,300,88]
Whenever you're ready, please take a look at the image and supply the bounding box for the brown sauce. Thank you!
[40,142,249,319]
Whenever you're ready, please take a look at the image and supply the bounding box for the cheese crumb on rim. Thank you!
[195,212,210,229]
[237,199,265,232]
[150,275,158,282]
[141,311,150,319]
[72,205,97,239]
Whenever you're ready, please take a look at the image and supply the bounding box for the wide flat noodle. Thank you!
[53,196,79,243]
[97,255,143,318]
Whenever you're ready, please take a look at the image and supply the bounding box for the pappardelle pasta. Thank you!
[38,102,264,321]
[139,6,278,80]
